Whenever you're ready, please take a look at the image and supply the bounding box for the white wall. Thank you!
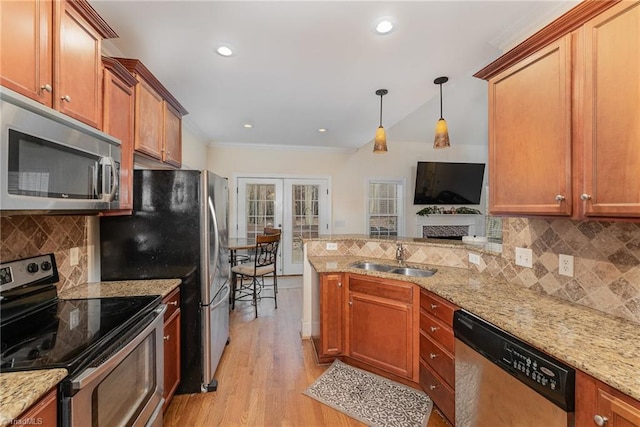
[181,126,210,171]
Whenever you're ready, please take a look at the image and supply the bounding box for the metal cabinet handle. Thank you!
[581,193,592,201]
[555,195,565,202]
[163,335,170,341]
[429,385,437,390]
[337,282,342,288]
[429,353,438,359]
[593,415,608,426]
[348,301,352,306]
[61,95,71,102]
[430,304,438,310]
[430,326,439,332]
[167,301,178,306]
[40,84,52,93]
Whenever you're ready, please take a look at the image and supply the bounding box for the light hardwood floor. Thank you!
[164,281,451,426]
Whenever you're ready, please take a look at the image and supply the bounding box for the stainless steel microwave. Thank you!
[1,87,121,214]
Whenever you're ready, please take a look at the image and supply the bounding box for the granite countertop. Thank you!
[0,369,67,427]
[58,278,181,299]
[0,278,181,426]
[308,255,640,401]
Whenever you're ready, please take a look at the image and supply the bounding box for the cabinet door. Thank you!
[16,387,57,427]
[134,77,164,159]
[163,309,181,412]
[576,370,640,427]
[347,276,415,379]
[55,0,102,128]
[102,67,135,211]
[163,102,182,168]
[319,273,345,359]
[488,35,573,216]
[0,0,53,106]
[582,1,640,218]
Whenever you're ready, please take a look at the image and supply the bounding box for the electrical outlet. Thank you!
[515,247,533,268]
[70,247,79,266]
[469,253,481,265]
[326,242,338,251]
[559,254,574,277]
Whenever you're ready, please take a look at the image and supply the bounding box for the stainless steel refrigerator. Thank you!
[99,169,229,393]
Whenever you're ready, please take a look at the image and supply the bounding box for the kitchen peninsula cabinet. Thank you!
[576,370,640,427]
[15,387,57,427]
[113,58,188,168]
[476,0,640,220]
[419,289,458,425]
[318,273,345,363]
[102,57,137,213]
[0,0,117,128]
[346,274,419,382]
[162,288,181,412]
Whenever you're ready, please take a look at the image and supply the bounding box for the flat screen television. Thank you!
[414,161,485,205]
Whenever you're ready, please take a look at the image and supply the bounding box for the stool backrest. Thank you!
[255,233,280,268]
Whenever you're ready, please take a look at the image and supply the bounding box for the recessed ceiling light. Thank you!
[374,18,394,35]
[318,128,327,133]
[244,123,253,128]
[216,45,234,57]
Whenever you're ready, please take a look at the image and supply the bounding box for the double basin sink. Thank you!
[349,261,436,278]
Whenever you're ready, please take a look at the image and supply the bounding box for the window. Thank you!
[367,179,404,237]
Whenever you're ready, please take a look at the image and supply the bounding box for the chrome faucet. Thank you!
[395,243,406,265]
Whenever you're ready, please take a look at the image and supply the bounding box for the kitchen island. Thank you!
[303,236,640,403]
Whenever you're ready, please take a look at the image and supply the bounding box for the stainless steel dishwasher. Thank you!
[453,310,575,427]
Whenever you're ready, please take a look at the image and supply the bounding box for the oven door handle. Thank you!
[71,305,167,391]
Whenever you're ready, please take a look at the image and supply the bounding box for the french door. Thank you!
[236,176,330,275]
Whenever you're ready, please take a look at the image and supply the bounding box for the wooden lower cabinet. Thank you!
[318,273,345,363]
[346,274,419,382]
[576,370,640,427]
[419,288,458,425]
[16,387,57,427]
[162,288,181,412]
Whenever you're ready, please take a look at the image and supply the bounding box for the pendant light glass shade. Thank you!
[433,76,450,149]
[373,89,388,153]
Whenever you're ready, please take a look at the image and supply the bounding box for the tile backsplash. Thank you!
[1,215,89,291]
[473,218,640,324]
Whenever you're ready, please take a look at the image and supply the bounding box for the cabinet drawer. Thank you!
[420,310,454,353]
[420,289,456,325]
[348,275,413,304]
[163,288,180,321]
[420,360,455,425]
[420,333,454,387]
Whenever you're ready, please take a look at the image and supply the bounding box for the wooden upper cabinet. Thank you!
[102,57,137,212]
[581,1,640,218]
[135,77,164,159]
[163,102,183,168]
[114,58,188,168]
[477,0,640,220]
[488,36,573,216]
[0,0,53,105]
[0,0,117,128]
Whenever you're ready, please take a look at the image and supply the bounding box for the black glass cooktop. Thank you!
[0,295,160,374]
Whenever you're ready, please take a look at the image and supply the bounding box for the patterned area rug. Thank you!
[304,360,432,427]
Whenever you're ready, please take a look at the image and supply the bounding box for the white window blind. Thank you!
[367,179,404,237]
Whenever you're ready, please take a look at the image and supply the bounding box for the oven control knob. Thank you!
[41,261,52,271]
[27,262,39,273]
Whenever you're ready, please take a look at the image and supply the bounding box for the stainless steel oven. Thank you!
[63,304,165,427]
[0,254,164,427]
[0,87,121,213]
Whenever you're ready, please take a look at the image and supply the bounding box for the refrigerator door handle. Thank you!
[208,197,220,289]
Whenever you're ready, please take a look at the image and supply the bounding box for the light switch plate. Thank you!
[559,254,574,277]
[469,253,481,265]
[515,247,533,268]
[70,247,79,266]
[326,242,338,251]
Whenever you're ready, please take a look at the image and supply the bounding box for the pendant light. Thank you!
[433,76,450,149]
[373,89,388,153]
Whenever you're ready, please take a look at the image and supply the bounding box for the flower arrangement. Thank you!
[416,206,481,216]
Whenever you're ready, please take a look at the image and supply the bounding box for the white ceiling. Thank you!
[92,1,579,151]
